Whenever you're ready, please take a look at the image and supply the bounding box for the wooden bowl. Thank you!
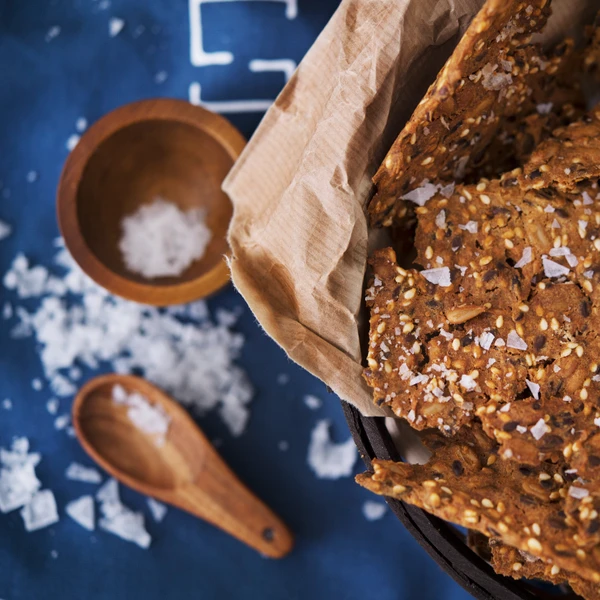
[57,98,245,306]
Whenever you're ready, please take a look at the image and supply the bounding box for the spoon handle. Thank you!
[175,453,293,558]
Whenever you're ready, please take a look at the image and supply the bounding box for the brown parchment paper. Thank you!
[225,0,596,418]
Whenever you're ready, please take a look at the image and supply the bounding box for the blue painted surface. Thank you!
[0,2,473,599]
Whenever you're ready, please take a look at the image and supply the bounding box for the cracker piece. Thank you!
[490,539,600,600]
[370,0,562,227]
[356,425,600,584]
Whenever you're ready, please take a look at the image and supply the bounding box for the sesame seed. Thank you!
[581,388,588,400]
[404,288,416,300]
[452,338,460,351]
[481,498,494,508]
[428,493,441,508]
[550,565,560,576]
[532,523,541,536]
[512,563,522,572]
[425,246,433,260]
[527,538,542,553]
[377,322,386,334]
[496,315,504,328]
[421,156,434,166]
[480,195,491,205]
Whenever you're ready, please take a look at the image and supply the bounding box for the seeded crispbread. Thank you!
[489,538,600,600]
[367,0,591,228]
[356,424,600,584]
[365,127,600,449]
[520,109,600,192]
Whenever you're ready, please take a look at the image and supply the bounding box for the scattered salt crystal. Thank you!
[551,219,561,229]
[401,182,438,207]
[526,379,540,400]
[75,118,87,133]
[543,205,554,213]
[113,386,171,446]
[507,330,527,350]
[459,374,477,392]
[543,257,569,278]
[65,463,103,484]
[421,267,451,287]
[2,303,12,318]
[362,500,386,521]
[407,409,416,422]
[54,414,70,431]
[435,210,446,229]
[46,399,59,415]
[2,399,11,410]
[307,420,357,479]
[109,17,125,37]
[66,134,80,151]
[569,486,589,499]
[303,395,322,410]
[455,265,467,276]
[45,26,61,42]
[147,498,167,523]
[97,479,150,548]
[530,418,547,441]
[458,221,478,234]
[563,395,572,403]
[154,71,168,84]
[65,495,95,531]
[500,403,511,413]
[20,490,59,531]
[536,102,553,115]
[549,247,578,268]
[32,378,43,391]
[595,417,600,427]
[583,191,594,206]
[51,550,58,559]
[409,374,428,386]
[554,365,561,373]
[514,247,532,269]
[439,183,455,198]
[276,374,289,385]
[579,220,588,232]
[517,425,527,434]
[480,63,513,90]
[5,245,252,436]
[486,358,496,368]
[278,440,289,451]
[0,439,41,513]
[26,171,38,184]
[479,332,494,351]
[119,199,212,279]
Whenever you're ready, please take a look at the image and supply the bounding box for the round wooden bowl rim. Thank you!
[56,98,245,306]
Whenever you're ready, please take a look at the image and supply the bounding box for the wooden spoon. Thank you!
[72,374,293,558]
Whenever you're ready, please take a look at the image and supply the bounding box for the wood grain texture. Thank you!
[72,374,293,558]
[57,98,246,306]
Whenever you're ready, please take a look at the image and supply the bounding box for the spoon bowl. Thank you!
[73,374,293,558]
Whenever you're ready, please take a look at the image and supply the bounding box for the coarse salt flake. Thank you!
[569,486,589,499]
[459,221,478,234]
[459,374,477,392]
[65,495,95,531]
[401,182,438,207]
[514,247,532,269]
[421,267,451,287]
[362,500,386,521]
[543,257,569,278]
[303,395,322,410]
[108,17,125,37]
[507,330,527,350]
[435,210,446,229]
[530,418,547,441]
[526,379,540,400]
[307,420,357,480]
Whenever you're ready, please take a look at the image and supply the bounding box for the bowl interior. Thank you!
[77,118,233,286]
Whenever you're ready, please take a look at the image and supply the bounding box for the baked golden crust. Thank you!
[368,0,586,228]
